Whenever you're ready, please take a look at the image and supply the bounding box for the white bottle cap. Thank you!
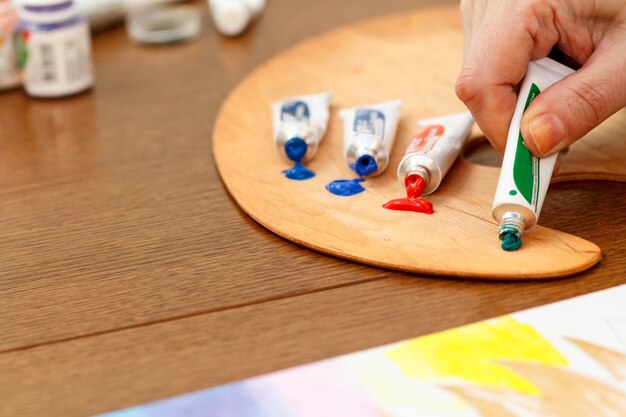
[209,0,250,36]
[242,0,265,17]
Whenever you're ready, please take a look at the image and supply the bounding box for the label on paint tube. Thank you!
[397,112,474,194]
[493,57,574,230]
[339,100,402,173]
[511,83,541,210]
[280,100,310,123]
[271,92,332,163]
[405,124,445,154]
[354,109,385,138]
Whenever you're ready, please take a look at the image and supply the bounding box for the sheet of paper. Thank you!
[98,285,626,417]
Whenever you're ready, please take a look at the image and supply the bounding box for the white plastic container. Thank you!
[492,57,575,250]
[208,0,265,37]
[339,100,402,177]
[272,91,332,164]
[0,0,20,91]
[17,0,94,97]
[125,0,200,44]
[397,112,474,195]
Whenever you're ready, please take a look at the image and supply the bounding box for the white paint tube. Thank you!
[492,57,575,250]
[397,112,474,195]
[339,100,402,177]
[271,92,332,163]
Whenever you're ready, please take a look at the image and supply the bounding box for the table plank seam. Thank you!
[0,273,390,355]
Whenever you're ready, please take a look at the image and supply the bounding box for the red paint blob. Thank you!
[383,174,434,214]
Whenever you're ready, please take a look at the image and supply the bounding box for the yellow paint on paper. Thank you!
[386,316,567,395]
[345,350,472,416]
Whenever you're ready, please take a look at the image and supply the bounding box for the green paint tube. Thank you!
[492,58,575,250]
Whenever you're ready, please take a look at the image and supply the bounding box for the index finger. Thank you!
[455,1,557,151]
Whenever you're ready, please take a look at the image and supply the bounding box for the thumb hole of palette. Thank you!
[213,5,626,279]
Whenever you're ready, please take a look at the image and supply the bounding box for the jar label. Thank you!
[20,20,93,97]
[0,26,20,89]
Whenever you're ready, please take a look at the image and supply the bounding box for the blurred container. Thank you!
[125,0,200,45]
[208,0,265,36]
[16,0,94,98]
[0,0,20,91]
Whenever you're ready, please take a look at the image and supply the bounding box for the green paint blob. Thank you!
[501,231,522,251]
[509,190,518,196]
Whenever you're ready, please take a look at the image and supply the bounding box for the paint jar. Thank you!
[125,0,201,45]
[17,0,94,98]
[0,0,20,91]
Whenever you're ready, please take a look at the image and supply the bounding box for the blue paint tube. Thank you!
[272,92,332,180]
[326,100,402,196]
[340,100,402,177]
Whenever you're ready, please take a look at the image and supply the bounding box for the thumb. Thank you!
[521,47,626,157]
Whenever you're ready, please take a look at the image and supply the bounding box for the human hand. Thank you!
[455,0,626,156]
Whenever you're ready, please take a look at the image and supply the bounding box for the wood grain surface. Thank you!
[1,1,625,416]
[213,7,626,279]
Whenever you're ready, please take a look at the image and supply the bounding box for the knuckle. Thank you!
[455,68,480,104]
[517,1,552,35]
[566,80,611,128]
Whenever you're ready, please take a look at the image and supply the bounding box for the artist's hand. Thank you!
[455,0,626,156]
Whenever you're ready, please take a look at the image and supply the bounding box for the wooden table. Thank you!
[1,1,625,416]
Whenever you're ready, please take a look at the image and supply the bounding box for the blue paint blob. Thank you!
[282,137,315,180]
[282,163,315,180]
[354,154,378,177]
[325,178,366,196]
[326,155,378,196]
[326,155,378,197]
[285,137,307,161]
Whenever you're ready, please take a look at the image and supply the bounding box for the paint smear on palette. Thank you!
[386,316,568,395]
[383,173,433,214]
[325,155,378,197]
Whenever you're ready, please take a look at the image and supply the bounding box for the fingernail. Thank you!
[526,114,567,156]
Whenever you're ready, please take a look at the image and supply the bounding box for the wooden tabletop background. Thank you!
[1,0,625,416]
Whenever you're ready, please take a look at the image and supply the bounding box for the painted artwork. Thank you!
[99,285,626,417]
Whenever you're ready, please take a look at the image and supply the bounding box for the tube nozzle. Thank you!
[498,211,525,251]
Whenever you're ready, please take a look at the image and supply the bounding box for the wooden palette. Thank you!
[213,5,626,279]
